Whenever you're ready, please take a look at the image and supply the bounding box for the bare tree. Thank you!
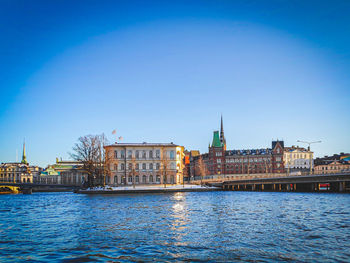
[198,155,207,186]
[70,134,109,188]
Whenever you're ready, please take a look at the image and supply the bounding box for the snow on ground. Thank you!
[85,184,218,191]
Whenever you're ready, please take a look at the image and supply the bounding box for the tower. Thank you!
[220,115,226,150]
[21,140,28,164]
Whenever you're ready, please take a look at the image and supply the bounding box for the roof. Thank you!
[104,142,180,147]
[225,149,273,156]
[284,146,309,152]
[272,140,284,149]
[211,131,222,148]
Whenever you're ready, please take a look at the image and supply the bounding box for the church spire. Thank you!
[21,139,28,164]
[220,115,226,149]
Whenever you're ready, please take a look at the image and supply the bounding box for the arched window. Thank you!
[149,175,153,183]
[142,175,146,183]
[135,175,139,183]
[128,176,132,183]
[156,175,160,183]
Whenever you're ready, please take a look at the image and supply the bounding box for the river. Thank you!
[0,191,349,262]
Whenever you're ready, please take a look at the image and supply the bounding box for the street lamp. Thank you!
[297,140,321,175]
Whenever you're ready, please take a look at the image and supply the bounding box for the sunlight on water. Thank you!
[0,192,349,262]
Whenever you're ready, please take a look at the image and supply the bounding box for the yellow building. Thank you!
[0,142,41,183]
[284,146,313,172]
[104,142,185,185]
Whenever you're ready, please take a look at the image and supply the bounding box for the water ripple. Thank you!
[0,192,349,262]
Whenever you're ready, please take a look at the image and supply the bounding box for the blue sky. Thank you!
[0,0,349,167]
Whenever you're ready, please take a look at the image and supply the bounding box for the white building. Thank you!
[104,142,185,185]
[284,146,314,172]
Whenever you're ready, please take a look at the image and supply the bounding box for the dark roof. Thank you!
[272,140,284,149]
[105,142,179,147]
[225,149,272,156]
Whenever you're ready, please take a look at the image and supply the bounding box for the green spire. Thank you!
[211,131,222,147]
[21,140,28,164]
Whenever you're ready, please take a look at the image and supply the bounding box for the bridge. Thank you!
[198,171,350,192]
[0,182,81,194]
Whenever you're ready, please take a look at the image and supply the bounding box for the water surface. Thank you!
[0,191,349,262]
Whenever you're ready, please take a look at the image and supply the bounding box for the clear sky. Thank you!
[1,0,349,167]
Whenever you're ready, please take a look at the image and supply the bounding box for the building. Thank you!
[314,153,350,174]
[189,117,285,179]
[39,166,61,184]
[104,142,185,185]
[38,159,88,185]
[283,146,314,172]
[52,159,88,185]
[0,141,42,183]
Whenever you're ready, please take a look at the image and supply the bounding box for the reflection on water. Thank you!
[0,192,350,262]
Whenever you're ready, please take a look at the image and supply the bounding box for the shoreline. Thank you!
[76,185,222,194]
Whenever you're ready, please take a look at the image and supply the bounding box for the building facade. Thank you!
[283,146,314,172]
[189,117,285,179]
[0,142,42,183]
[38,159,88,185]
[104,143,185,185]
[314,153,350,174]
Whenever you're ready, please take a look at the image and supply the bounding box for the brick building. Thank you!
[190,117,285,178]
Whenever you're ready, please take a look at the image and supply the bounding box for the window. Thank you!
[135,163,139,170]
[170,150,175,159]
[142,150,146,159]
[136,150,139,159]
[149,150,153,158]
[128,163,132,170]
[135,175,139,183]
[149,163,153,170]
[121,150,125,159]
[114,150,118,159]
[142,163,146,170]
[114,164,118,171]
[128,176,132,183]
[142,175,147,183]
[149,175,153,183]
[156,150,160,159]
[156,175,160,183]
[170,162,175,170]
[128,150,132,159]
[114,176,118,183]
[156,163,160,170]
[121,163,125,171]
